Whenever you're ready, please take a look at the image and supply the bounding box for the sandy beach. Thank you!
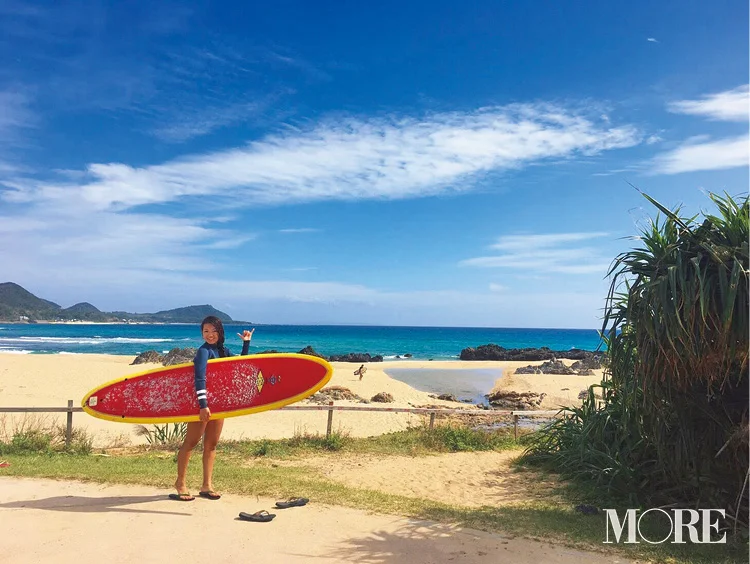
[0,353,604,447]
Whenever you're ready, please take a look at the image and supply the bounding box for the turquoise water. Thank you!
[0,323,604,360]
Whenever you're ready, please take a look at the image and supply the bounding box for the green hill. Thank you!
[0,282,241,323]
[0,282,61,321]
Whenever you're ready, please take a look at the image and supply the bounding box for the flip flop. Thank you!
[275,497,309,509]
[169,492,195,502]
[239,510,276,522]
[199,491,222,500]
[0,462,9,468]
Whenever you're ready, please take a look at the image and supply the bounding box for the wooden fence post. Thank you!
[513,414,518,441]
[429,412,436,430]
[66,400,74,449]
[326,401,334,438]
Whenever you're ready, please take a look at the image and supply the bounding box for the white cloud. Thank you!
[461,232,612,275]
[647,37,659,43]
[668,85,749,122]
[279,228,319,234]
[3,103,641,211]
[650,135,749,174]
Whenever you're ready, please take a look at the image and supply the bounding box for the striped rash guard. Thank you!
[193,341,250,409]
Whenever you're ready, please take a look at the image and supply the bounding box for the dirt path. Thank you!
[0,477,631,564]
[282,449,562,508]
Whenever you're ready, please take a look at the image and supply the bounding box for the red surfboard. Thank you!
[81,353,333,424]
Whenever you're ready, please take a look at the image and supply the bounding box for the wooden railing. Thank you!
[0,402,566,446]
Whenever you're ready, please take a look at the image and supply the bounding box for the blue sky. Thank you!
[0,0,747,328]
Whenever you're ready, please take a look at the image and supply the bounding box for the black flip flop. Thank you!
[169,492,195,502]
[199,490,222,500]
[239,510,276,522]
[275,497,309,509]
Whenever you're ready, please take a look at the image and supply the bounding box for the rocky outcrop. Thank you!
[308,386,367,404]
[328,352,384,363]
[131,347,196,366]
[515,357,599,376]
[131,350,162,365]
[296,345,325,358]
[162,347,197,366]
[371,392,394,403]
[459,344,604,362]
[295,346,384,363]
[487,390,546,410]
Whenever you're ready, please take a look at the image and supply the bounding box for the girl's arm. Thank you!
[237,328,254,356]
[193,347,210,409]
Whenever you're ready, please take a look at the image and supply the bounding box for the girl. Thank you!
[172,316,254,501]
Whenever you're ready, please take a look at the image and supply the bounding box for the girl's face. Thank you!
[202,323,220,345]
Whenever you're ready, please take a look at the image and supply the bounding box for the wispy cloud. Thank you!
[668,85,749,122]
[647,37,659,43]
[649,135,749,174]
[279,228,320,234]
[3,103,641,211]
[461,232,612,275]
[0,88,36,146]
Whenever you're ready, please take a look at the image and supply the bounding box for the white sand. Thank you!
[0,353,604,447]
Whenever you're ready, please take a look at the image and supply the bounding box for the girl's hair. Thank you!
[201,315,227,357]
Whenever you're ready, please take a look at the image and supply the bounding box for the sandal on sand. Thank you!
[239,510,275,522]
[275,497,309,509]
[169,492,195,502]
[199,491,222,500]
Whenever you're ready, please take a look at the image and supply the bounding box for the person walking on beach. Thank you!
[172,316,254,501]
[354,364,367,380]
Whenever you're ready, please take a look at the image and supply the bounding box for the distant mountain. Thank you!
[0,282,241,324]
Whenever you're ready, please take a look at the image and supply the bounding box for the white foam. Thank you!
[0,336,175,345]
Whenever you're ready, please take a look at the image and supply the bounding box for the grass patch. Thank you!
[0,414,93,455]
[0,452,744,564]
[217,424,518,459]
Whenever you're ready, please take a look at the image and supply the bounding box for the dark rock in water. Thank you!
[328,352,383,363]
[436,393,459,402]
[404,353,412,358]
[371,392,394,403]
[487,390,546,410]
[131,350,162,365]
[162,347,197,366]
[258,349,280,354]
[459,344,605,362]
[298,346,327,359]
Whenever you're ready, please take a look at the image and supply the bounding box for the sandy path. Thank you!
[283,449,563,508]
[0,477,632,564]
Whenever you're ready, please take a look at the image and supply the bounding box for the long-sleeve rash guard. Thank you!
[193,340,250,409]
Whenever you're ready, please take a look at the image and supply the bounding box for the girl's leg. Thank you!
[201,418,225,493]
[175,421,206,494]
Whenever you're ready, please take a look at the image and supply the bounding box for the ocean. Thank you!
[0,324,604,402]
[0,323,604,359]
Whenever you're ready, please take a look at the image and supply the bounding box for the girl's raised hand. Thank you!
[238,328,255,341]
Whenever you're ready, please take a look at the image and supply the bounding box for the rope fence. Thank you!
[0,402,569,446]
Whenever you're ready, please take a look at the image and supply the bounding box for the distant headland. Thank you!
[0,282,246,324]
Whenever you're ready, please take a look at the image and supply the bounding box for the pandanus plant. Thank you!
[523,191,749,530]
